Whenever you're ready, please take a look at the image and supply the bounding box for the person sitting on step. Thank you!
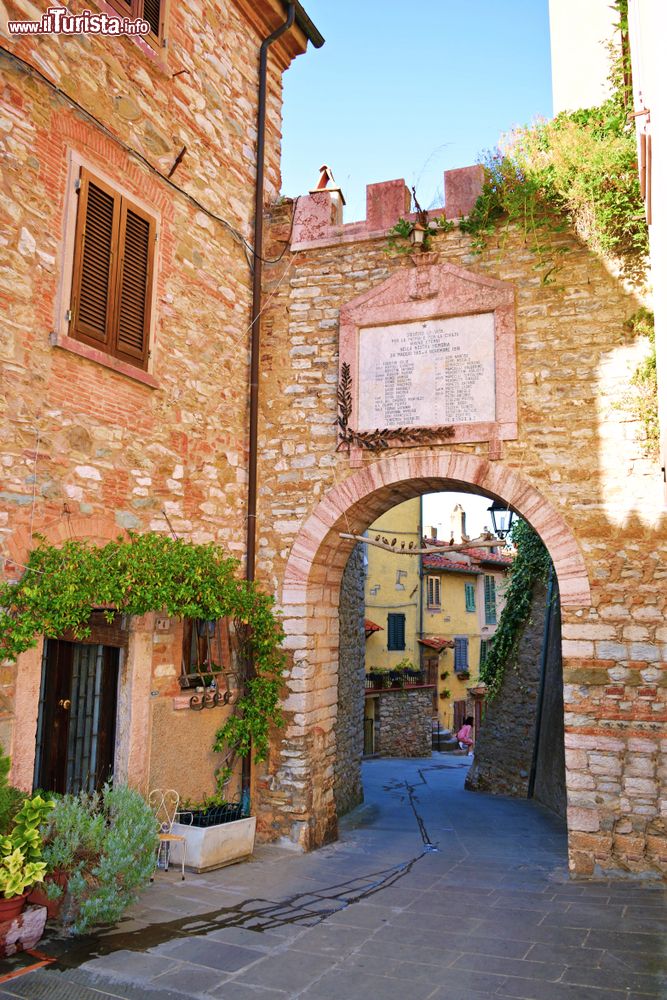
[457,716,474,755]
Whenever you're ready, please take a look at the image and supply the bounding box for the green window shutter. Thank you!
[480,639,488,667]
[387,613,405,651]
[465,582,476,612]
[484,575,497,625]
[454,637,469,672]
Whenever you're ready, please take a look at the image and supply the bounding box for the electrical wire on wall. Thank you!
[0,47,299,272]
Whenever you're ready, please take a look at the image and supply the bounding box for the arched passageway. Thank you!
[257,452,590,866]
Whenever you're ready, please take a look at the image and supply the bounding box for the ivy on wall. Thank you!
[479,521,552,701]
[0,534,285,782]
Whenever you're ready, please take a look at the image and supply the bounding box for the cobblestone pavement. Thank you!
[2,757,666,999]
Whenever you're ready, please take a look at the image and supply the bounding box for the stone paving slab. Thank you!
[1,757,665,1000]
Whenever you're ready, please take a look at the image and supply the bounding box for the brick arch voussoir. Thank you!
[282,452,591,614]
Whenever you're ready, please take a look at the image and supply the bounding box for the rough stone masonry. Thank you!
[254,170,667,877]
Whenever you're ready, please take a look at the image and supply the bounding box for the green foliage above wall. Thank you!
[460,1,647,284]
[0,533,286,779]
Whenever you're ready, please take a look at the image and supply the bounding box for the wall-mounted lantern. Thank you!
[486,499,516,540]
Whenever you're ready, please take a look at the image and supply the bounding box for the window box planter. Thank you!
[170,804,256,873]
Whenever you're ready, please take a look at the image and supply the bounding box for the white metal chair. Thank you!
[149,788,186,880]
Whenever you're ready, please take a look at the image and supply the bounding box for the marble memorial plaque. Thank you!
[357,313,496,431]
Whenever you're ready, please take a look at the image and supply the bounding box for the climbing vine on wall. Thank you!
[0,534,285,777]
[459,0,648,284]
[479,520,552,701]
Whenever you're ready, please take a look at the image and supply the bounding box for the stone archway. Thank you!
[257,451,590,859]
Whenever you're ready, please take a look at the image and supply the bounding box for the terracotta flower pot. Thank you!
[27,871,68,919]
[0,892,29,922]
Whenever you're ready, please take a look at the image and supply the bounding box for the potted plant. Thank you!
[37,784,157,935]
[0,794,53,921]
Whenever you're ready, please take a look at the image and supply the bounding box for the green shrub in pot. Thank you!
[41,784,158,935]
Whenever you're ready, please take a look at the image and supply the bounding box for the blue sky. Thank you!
[282,0,553,221]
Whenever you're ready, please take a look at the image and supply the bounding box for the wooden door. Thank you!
[34,640,119,795]
[453,699,467,734]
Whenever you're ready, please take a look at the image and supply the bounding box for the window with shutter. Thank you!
[454,637,469,673]
[480,639,491,667]
[427,575,441,608]
[484,575,497,625]
[70,169,154,370]
[387,613,406,651]
[106,0,164,45]
[464,582,476,612]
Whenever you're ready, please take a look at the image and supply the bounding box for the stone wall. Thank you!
[334,544,365,816]
[466,582,548,797]
[466,581,566,819]
[534,583,567,819]
[0,1,312,800]
[255,172,667,876]
[375,689,433,758]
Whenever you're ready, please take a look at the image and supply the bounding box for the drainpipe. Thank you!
[527,563,555,799]
[246,1,296,589]
[242,3,300,810]
[243,0,323,810]
[418,496,424,645]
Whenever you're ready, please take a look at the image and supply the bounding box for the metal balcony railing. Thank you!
[365,669,426,691]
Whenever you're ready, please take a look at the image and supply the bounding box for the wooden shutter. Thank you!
[114,198,154,367]
[142,0,162,38]
[465,582,476,612]
[484,575,497,625]
[387,613,405,651]
[479,639,489,668]
[427,576,440,608]
[454,637,469,672]
[70,170,120,348]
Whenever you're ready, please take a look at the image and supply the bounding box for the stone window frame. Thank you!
[51,149,161,389]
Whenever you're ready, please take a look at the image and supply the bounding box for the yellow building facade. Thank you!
[422,548,510,732]
[364,498,422,672]
[365,498,511,736]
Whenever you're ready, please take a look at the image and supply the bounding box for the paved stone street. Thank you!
[2,758,666,999]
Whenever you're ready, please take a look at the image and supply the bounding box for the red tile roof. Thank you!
[460,547,513,567]
[418,636,455,651]
[421,555,483,573]
[364,618,383,634]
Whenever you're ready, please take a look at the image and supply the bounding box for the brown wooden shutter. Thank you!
[70,170,120,348]
[142,0,162,38]
[113,198,154,367]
